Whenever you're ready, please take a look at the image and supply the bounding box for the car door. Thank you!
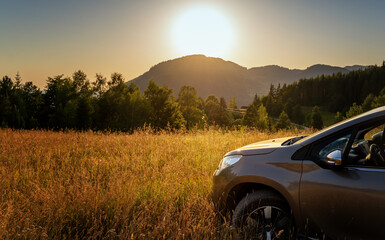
[300,127,385,239]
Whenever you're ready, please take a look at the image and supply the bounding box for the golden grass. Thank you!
[0,128,307,239]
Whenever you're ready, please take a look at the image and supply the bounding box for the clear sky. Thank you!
[1,0,385,88]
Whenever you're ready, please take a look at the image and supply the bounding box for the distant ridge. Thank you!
[344,65,369,71]
[128,55,368,106]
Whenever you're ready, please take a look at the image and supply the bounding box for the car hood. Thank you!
[226,136,293,156]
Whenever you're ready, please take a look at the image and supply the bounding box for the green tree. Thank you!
[219,97,231,126]
[291,105,305,125]
[43,75,76,128]
[276,111,291,130]
[22,82,43,128]
[108,72,124,88]
[0,76,14,127]
[372,95,385,109]
[144,80,185,129]
[256,104,269,130]
[344,103,363,119]
[77,96,93,130]
[93,73,107,97]
[177,86,205,129]
[310,106,323,129]
[334,111,343,123]
[14,72,22,88]
[204,95,221,125]
[283,99,294,120]
[362,94,374,111]
[219,97,227,109]
[181,107,205,129]
[243,93,270,129]
[203,95,230,126]
[72,70,90,95]
[165,101,186,129]
[63,100,77,128]
[123,90,151,130]
[229,97,238,109]
[243,94,260,127]
[127,82,139,93]
[95,81,151,131]
[0,75,30,128]
[205,95,219,104]
[178,86,199,108]
[243,104,258,127]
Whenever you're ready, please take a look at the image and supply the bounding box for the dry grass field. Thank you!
[0,128,307,239]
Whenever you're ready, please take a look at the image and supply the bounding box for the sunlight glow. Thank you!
[171,5,235,57]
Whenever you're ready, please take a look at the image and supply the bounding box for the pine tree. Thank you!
[177,86,205,129]
[256,104,269,130]
[344,103,363,119]
[229,97,238,109]
[310,106,323,129]
[276,111,291,129]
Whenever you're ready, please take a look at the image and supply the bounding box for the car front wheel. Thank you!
[232,190,295,240]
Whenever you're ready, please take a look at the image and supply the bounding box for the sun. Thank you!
[171,5,235,57]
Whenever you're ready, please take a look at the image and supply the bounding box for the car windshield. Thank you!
[295,117,356,145]
[297,108,385,144]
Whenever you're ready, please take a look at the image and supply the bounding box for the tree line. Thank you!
[245,84,323,130]
[0,71,301,132]
[278,62,385,112]
[259,62,385,128]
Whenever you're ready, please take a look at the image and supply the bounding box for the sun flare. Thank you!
[171,5,235,57]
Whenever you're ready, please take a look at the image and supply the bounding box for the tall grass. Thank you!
[0,128,306,239]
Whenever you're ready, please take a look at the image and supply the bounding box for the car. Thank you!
[212,106,385,239]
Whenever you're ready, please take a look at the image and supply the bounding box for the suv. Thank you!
[212,107,385,239]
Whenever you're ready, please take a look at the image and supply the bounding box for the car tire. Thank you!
[233,190,295,239]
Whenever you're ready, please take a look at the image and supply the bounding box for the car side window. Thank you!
[309,132,352,162]
[364,124,385,141]
[346,122,385,167]
[318,134,351,160]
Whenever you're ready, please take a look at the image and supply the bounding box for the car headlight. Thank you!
[218,155,242,170]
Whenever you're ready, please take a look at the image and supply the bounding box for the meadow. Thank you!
[0,128,306,239]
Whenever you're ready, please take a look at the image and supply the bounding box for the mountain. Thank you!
[128,55,368,106]
[302,64,349,78]
[344,65,369,71]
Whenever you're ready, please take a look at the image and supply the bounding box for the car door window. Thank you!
[318,134,351,160]
[346,123,385,167]
[309,121,385,167]
[309,131,352,164]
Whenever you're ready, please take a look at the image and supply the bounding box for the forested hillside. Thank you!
[263,62,385,125]
[129,55,360,106]
[278,63,385,111]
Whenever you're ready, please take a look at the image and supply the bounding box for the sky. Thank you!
[1,0,385,88]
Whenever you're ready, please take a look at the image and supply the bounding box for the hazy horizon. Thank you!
[1,0,385,88]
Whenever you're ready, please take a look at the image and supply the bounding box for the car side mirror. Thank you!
[326,150,342,166]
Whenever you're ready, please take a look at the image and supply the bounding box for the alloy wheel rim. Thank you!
[244,205,291,240]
